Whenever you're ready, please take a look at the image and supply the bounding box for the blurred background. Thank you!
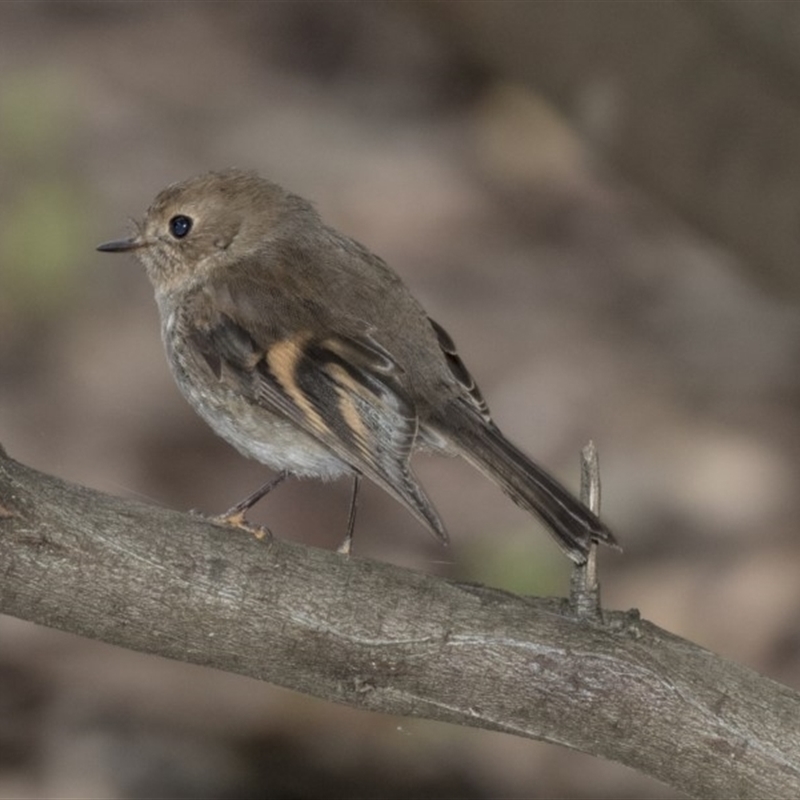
[2,2,800,798]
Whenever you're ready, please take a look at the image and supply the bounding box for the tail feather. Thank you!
[441,415,618,563]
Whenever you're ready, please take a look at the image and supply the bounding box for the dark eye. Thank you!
[169,215,193,239]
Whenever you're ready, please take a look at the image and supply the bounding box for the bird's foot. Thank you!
[211,508,272,541]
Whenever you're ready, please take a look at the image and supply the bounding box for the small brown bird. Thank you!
[98,169,617,561]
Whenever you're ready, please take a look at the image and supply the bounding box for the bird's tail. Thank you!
[439,414,618,563]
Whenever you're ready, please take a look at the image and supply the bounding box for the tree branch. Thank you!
[1,446,798,799]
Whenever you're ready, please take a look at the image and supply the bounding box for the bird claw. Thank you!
[211,510,272,541]
[336,536,352,557]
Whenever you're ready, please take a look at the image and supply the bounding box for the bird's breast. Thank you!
[160,309,350,479]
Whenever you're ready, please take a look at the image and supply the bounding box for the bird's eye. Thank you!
[168,215,193,239]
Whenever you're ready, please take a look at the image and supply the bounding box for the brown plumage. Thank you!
[98,169,618,561]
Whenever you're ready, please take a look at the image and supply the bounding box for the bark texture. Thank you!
[1,446,798,799]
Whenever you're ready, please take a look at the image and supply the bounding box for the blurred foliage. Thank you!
[460,530,572,597]
[474,82,584,184]
[0,71,92,322]
[0,71,73,160]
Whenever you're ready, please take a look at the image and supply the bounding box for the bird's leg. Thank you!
[336,474,361,556]
[215,470,289,538]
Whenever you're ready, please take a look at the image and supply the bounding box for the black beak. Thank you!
[96,237,142,253]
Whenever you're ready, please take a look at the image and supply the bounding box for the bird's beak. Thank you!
[96,236,144,253]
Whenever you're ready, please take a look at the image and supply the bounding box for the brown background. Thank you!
[1,3,799,798]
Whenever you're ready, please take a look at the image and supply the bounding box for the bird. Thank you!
[98,169,617,561]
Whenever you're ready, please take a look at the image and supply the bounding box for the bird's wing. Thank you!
[427,317,492,423]
[182,296,447,542]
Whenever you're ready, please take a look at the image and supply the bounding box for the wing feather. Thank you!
[186,304,447,542]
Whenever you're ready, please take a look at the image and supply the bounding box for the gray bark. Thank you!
[1,444,798,799]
